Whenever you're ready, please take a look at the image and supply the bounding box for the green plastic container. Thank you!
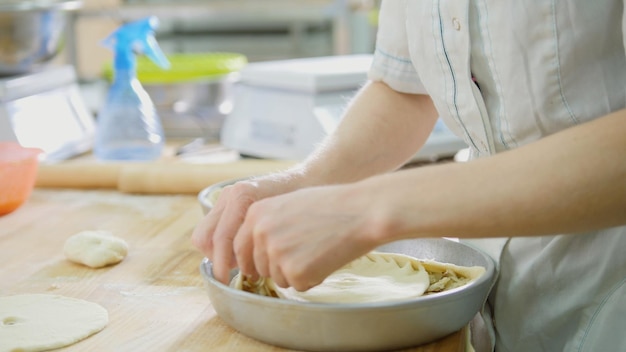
[103,52,247,83]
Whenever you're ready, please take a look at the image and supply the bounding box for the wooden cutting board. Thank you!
[0,189,466,352]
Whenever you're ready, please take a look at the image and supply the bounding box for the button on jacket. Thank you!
[368,1,626,351]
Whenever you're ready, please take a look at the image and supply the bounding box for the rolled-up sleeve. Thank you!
[368,0,427,94]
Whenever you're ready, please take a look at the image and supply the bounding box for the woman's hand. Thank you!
[192,180,260,284]
[192,173,303,284]
[233,183,382,291]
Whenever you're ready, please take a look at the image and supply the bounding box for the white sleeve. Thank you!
[367,0,428,94]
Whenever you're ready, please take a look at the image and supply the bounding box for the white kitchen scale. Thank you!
[220,55,467,161]
[0,65,95,161]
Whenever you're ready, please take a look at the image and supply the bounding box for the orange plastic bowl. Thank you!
[0,142,43,216]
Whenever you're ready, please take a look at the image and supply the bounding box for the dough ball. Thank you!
[64,230,128,268]
[0,294,108,352]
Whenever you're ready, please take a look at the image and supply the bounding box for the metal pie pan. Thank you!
[198,177,247,215]
[200,238,495,351]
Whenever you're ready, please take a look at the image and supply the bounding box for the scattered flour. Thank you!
[32,189,189,219]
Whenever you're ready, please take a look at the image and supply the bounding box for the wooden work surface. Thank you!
[0,188,467,351]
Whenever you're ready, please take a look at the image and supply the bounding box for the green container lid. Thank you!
[103,52,247,84]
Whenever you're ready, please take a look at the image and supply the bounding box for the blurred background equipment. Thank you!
[221,54,467,161]
[103,52,248,141]
[0,0,95,161]
[221,54,373,160]
[69,0,379,79]
[65,0,379,149]
[0,0,82,75]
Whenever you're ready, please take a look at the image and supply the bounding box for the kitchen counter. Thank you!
[0,186,467,351]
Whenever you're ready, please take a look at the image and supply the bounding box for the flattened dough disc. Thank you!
[278,252,431,303]
[0,294,108,352]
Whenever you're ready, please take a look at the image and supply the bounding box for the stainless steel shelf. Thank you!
[77,1,353,23]
[66,0,377,77]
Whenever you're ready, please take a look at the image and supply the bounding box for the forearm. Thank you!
[290,80,438,188]
[364,109,626,242]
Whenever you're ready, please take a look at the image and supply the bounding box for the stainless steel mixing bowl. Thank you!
[200,238,495,351]
[0,0,82,75]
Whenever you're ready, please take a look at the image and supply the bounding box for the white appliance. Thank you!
[220,55,467,161]
[0,66,95,161]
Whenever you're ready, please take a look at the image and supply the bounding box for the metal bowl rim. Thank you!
[200,240,495,311]
[198,177,250,211]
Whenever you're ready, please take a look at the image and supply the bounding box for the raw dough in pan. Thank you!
[231,252,484,303]
[419,259,486,294]
[232,274,280,298]
[277,252,431,303]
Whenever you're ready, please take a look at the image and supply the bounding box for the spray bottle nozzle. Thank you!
[103,16,170,72]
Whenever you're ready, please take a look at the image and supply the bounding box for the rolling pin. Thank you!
[35,160,297,194]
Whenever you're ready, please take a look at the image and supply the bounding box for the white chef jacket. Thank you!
[368,1,626,351]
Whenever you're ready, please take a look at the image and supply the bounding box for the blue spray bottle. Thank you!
[94,17,170,161]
